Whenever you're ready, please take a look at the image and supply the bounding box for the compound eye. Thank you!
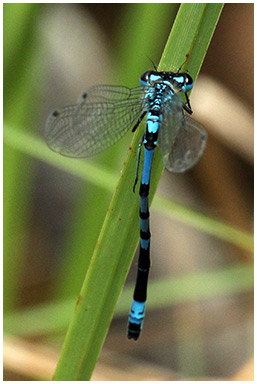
[185,74,193,86]
[140,70,153,85]
[181,73,193,92]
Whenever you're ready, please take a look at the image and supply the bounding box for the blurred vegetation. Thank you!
[4,3,44,311]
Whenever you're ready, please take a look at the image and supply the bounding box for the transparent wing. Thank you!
[45,85,145,158]
[158,92,186,164]
[163,115,207,173]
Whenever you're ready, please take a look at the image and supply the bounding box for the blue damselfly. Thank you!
[45,69,207,340]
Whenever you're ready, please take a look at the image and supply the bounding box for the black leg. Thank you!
[132,111,147,132]
[185,92,192,112]
[133,134,144,193]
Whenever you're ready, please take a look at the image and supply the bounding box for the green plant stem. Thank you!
[50,4,224,380]
[52,3,177,301]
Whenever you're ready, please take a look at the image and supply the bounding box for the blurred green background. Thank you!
[3,3,253,381]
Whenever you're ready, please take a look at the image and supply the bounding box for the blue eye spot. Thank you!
[173,75,184,84]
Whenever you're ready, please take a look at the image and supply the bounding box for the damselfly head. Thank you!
[140,70,194,93]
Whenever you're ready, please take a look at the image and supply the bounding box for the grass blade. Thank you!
[52,4,224,380]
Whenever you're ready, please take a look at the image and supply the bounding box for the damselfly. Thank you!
[45,70,207,340]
